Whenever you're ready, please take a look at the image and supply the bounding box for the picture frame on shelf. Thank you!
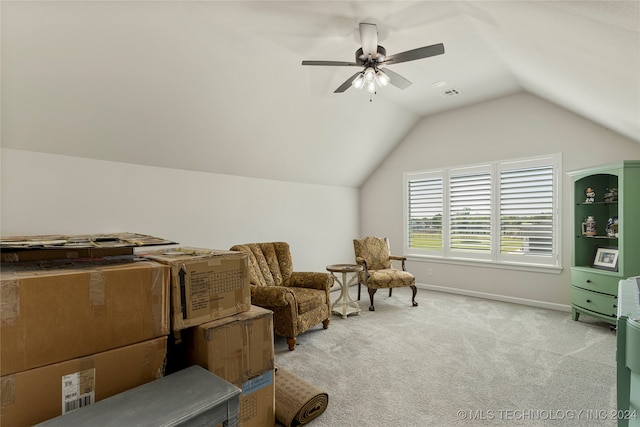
[591,246,619,271]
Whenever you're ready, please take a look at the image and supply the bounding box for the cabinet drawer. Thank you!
[571,269,619,295]
[571,286,617,318]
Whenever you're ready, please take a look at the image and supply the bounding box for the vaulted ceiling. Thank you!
[2,1,639,187]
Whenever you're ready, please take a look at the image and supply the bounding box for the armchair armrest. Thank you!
[355,257,369,268]
[290,272,334,291]
[355,257,370,278]
[389,255,408,271]
[250,284,293,307]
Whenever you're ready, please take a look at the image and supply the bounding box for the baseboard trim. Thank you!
[416,283,571,313]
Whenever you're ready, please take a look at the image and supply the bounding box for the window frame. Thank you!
[403,154,562,271]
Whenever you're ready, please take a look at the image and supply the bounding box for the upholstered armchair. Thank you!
[353,236,418,311]
[229,242,333,351]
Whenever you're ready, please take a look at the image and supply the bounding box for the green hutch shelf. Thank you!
[568,161,640,325]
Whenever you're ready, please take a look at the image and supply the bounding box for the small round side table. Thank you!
[326,264,363,319]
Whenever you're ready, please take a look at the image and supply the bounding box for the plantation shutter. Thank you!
[499,165,554,257]
[448,170,492,255]
[407,175,443,251]
[404,154,559,268]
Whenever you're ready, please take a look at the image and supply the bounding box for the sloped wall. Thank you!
[360,92,640,308]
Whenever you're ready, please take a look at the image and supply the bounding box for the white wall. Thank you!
[1,148,358,272]
[360,92,640,309]
[3,93,639,307]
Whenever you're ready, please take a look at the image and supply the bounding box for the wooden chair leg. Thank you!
[368,288,377,311]
[410,285,418,307]
[322,319,330,329]
[286,337,296,351]
[389,288,392,297]
[357,280,361,300]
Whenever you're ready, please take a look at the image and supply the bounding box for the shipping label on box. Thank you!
[138,247,251,331]
[0,257,170,376]
[61,368,95,414]
[0,337,167,427]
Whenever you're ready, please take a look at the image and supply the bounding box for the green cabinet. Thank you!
[568,161,640,325]
[616,277,640,427]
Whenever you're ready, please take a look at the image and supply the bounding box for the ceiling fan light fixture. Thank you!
[352,73,365,89]
[375,70,390,87]
[366,81,376,94]
[363,67,376,82]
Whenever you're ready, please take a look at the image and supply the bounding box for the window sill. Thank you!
[404,254,564,275]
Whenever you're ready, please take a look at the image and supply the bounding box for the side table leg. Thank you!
[330,270,361,318]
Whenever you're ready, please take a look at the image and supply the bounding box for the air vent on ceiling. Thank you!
[440,89,460,98]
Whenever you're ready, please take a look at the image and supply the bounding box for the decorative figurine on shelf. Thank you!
[581,216,597,236]
[584,187,596,203]
[606,216,619,238]
[603,187,618,202]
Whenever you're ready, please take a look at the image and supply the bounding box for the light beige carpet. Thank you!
[274,287,617,426]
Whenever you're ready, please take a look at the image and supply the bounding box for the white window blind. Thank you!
[499,163,555,261]
[449,170,492,256]
[407,175,443,252]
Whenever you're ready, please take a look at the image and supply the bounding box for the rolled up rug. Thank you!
[275,366,329,426]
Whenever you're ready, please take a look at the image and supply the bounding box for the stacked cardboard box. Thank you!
[1,240,274,426]
[0,253,171,426]
[138,247,251,331]
[2,338,168,426]
[186,305,275,427]
[139,247,274,426]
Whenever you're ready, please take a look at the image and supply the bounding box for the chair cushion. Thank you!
[360,269,415,289]
[288,287,327,314]
[353,236,392,269]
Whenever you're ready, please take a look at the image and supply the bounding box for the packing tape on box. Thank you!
[1,279,20,327]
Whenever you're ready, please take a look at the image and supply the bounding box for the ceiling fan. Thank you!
[302,23,445,94]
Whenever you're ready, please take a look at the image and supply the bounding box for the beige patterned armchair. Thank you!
[230,242,333,351]
[353,236,418,311]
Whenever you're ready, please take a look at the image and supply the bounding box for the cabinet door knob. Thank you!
[586,299,592,303]
[586,279,592,283]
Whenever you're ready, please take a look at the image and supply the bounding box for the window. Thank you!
[404,154,561,268]
[407,172,443,252]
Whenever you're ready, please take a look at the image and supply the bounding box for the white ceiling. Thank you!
[2,1,639,187]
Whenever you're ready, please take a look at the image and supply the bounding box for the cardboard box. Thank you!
[1,247,135,263]
[186,305,274,385]
[0,232,176,251]
[139,247,250,331]
[237,369,275,427]
[187,305,275,427]
[0,257,170,376]
[0,337,167,427]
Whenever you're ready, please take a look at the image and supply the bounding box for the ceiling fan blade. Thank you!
[359,23,378,58]
[381,68,412,90]
[302,60,360,66]
[334,72,362,93]
[383,43,445,65]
